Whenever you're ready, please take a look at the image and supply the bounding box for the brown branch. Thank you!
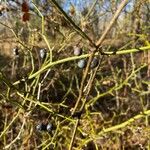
[96,0,129,48]
[69,1,129,149]
[49,0,96,48]
[72,0,129,115]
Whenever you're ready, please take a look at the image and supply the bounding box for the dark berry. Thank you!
[72,111,82,119]
[77,59,86,68]
[40,48,47,59]
[46,123,52,132]
[13,47,19,56]
[36,124,42,131]
[36,123,47,131]
[73,46,82,56]
[90,57,98,69]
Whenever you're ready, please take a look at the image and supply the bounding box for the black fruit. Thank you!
[77,59,86,68]
[36,123,47,131]
[73,46,82,56]
[40,48,47,59]
[46,123,53,132]
[90,57,98,69]
[72,110,82,119]
[12,47,19,56]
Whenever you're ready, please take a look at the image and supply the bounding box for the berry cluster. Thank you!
[36,122,53,132]
[12,47,19,57]
[73,46,98,69]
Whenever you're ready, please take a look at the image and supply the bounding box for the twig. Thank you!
[49,0,96,48]
[98,110,150,135]
[69,1,129,149]
[80,55,104,112]
[4,116,26,149]
[69,119,79,150]
[82,109,150,146]
[72,0,129,115]
[12,45,150,85]
[96,0,129,48]
[84,0,98,20]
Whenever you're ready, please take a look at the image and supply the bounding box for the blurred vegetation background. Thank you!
[0,0,150,149]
